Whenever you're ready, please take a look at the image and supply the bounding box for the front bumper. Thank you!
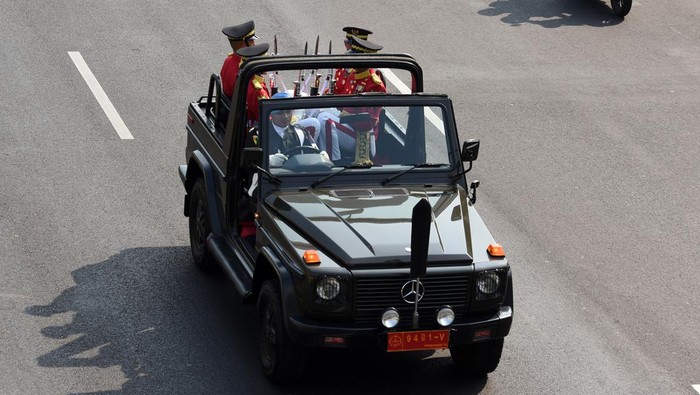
[286,305,513,350]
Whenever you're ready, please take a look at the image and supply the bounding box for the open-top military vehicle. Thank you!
[179,53,513,383]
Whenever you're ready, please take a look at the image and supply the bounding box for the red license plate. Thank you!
[386,330,450,352]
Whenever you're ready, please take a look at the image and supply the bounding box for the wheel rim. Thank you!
[194,199,206,250]
[260,304,277,366]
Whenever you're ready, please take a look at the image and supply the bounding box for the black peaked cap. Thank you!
[235,43,270,59]
[349,36,382,53]
[342,26,373,40]
[222,20,257,40]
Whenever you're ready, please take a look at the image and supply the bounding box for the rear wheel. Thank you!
[257,279,307,383]
[611,0,632,17]
[450,338,504,377]
[188,179,214,270]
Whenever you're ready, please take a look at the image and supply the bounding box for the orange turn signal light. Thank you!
[303,250,321,265]
[487,243,505,257]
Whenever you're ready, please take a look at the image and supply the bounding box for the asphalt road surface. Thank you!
[1,0,698,393]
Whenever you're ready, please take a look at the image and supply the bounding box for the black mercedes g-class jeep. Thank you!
[179,54,513,383]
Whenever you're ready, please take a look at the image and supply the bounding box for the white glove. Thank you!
[248,173,259,197]
[269,153,288,167]
[319,151,333,165]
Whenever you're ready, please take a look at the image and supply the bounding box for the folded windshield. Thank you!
[255,103,453,178]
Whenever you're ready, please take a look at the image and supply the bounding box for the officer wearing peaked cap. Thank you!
[334,26,374,95]
[343,36,384,93]
[317,37,385,162]
[342,26,373,51]
[235,43,270,126]
[220,21,259,97]
[222,20,258,42]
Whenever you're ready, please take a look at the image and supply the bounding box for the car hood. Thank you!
[264,186,477,267]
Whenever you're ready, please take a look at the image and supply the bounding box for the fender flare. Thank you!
[257,246,299,313]
[184,150,224,235]
[504,268,514,313]
[257,246,305,342]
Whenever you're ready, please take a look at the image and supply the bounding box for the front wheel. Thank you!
[450,338,504,377]
[257,280,307,383]
[188,179,214,270]
[611,0,632,17]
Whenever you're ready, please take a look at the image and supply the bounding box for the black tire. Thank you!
[450,338,504,377]
[611,0,632,17]
[257,280,307,383]
[188,179,214,270]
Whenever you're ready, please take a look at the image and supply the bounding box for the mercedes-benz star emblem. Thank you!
[400,280,425,304]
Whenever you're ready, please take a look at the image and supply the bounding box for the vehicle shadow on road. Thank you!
[24,246,264,393]
[478,0,624,27]
[25,247,488,394]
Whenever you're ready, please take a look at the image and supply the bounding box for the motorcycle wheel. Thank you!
[611,0,632,17]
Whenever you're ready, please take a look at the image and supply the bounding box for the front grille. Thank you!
[354,274,471,327]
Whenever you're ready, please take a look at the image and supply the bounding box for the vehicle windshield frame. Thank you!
[225,54,425,160]
[257,94,462,192]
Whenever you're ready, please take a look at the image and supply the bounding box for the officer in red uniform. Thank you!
[318,37,385,162]
[332,26,373,95]
[220,21,258,97]
[235,43,271,127]
[235,42,269,245]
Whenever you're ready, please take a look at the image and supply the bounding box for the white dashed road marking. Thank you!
[380,68,445,135]
[68,51,133,140]
[379,68,411,94]
[692,384,700,394]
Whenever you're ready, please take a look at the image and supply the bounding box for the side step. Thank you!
[207,235,253,298]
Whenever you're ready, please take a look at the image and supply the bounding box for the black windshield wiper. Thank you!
[381,163,446,186]
[253,164,282,186]
[311,163,373,189]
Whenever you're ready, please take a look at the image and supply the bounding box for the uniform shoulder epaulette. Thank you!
[252,80,262,90]
[371,72,382,85]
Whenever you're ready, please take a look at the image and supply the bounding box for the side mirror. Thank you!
[461,139,480,162]
[240,147,262,170]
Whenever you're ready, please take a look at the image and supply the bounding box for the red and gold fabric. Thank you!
[333,68,355,95]
[220,52,242,97]
[245,74,270,124]
[339,69,386,135]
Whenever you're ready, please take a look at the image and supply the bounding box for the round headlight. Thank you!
[477,271,501,296]
[436,306,455,327]
[316,277,341,300]
[381,308,400,328]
